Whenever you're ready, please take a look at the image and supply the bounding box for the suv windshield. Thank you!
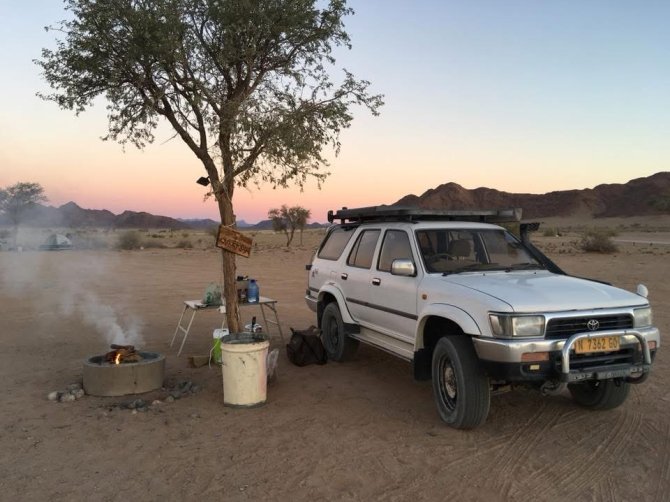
[416,228,542,274]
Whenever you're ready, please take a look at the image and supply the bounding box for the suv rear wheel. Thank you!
[432,336,490,429]
[321,303,359,362]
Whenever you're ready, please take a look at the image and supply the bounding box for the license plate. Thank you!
[574,336,620,354]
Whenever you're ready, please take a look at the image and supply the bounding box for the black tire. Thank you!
[568,379,630,410]
[321,303,359,362]
[431,336,490,429]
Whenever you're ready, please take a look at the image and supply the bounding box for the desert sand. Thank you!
[0,227,668,501]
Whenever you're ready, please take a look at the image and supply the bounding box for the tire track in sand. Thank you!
[479,400,559,497]
[654,421,670,502]
[522,409,642,500]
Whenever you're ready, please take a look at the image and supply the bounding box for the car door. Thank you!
[339,228,381,323]
[365,229,419,341]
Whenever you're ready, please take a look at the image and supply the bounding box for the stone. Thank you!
[59,393,76,403]
[151,400,162,406]
[190,385,201,394]
[169,391,181,400]
[47,391,60,402]
[67,383,82,392]
[165,395,175,403]
[72,389,85,400]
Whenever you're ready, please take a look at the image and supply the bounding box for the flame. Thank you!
[114,352,122,365]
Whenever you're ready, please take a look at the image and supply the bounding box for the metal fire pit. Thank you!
[83,351,165,397]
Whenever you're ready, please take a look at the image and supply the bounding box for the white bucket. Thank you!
[221,333,269,407]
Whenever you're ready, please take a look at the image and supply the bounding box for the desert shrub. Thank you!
[143,240,167,249]
[150,233,165,238]
[117,230,142,250]
[542,227,556,237]
[579,229,618,254]
[182,232,189,238]
[177,239,193,249]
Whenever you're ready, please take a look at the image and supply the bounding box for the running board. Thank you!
[350,327,414,361]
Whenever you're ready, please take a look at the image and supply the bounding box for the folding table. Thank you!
[170,296,285,356]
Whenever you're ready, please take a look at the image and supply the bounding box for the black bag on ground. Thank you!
[286,326,327,367]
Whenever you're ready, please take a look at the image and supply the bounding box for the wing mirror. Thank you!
[391,259,416,277]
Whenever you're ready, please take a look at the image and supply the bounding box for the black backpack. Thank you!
[286,326,328,367]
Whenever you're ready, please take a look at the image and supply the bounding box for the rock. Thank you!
[151,400,162,406]
[72,389,85,400]
[190,385,201,394]
[47,391,60,402]
[132,399,146,409]
[169,391,181,400]
[132,409,138,415]
[67,383,82,391]
[59,393,76,403]
[165,395,175,403]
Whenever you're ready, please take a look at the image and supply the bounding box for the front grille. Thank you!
[545,314,633,340]
[552,348,637,372]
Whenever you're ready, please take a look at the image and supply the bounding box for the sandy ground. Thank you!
[0,229,668,501]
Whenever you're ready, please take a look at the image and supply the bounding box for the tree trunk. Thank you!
[216,184,241,333]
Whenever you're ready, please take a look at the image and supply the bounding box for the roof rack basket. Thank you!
[327,205,522,225]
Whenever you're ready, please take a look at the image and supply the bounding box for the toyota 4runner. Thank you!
[305,206,660,429]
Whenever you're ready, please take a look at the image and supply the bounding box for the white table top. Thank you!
[184,297,277,310]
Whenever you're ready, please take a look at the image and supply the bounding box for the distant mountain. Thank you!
[394,172,670,219]
[0,202,211,229]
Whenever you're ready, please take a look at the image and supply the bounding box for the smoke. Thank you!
[0,250,144,347]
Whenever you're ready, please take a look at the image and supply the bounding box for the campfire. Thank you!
[104,344,144,365]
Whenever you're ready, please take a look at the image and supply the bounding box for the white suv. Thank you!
[305,206,660,429]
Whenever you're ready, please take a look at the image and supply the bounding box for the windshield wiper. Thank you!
[442,263,505,276]
[504,262,545,272]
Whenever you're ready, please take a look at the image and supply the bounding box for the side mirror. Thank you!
[391,259,416,277]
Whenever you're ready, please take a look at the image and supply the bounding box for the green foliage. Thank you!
[579,229,618,254]
[0,182,47,225]
[37,0,383,194]
[117,230,142,250]
[268,205,311,246]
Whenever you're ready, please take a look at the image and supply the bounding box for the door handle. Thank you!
[372,278,381,286]
[341,273,348,280]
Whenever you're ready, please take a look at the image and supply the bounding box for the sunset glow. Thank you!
[1,1,668,223]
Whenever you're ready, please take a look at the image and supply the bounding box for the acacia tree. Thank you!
[268,204,310,246]
[37,0,382,331]
[0,182,48,249]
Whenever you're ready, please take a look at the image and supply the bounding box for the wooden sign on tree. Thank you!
[216,225,252,257]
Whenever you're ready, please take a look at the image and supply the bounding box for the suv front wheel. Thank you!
[321,302,359,362]
[432,336,491,429]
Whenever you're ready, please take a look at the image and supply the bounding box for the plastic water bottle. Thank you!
[247,279,259,303]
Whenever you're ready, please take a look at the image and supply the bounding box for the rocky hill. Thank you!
[0,201,208,229]
[394,172,670,218]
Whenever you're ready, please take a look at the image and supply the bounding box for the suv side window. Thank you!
[377,230,413,272]
[317,226,355,260]
[347,229,380,269]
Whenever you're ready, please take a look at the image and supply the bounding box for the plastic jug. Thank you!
[247,279,259,303]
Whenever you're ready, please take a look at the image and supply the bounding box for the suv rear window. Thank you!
[347,229,380,269]
[317,226,355,260]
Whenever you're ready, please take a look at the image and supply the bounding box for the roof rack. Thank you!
[327,205,523,224]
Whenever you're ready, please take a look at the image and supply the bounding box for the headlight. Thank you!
[489,314,545,338]
[633,307,653,328]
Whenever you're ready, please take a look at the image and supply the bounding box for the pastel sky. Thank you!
[1,1,668,223]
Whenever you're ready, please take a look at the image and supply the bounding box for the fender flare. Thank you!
[317,284,356,325]
[415,303,482,350]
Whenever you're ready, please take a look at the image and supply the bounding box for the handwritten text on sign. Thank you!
[216,225,253,257]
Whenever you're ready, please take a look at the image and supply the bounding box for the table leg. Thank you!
[176,309,198,357]
[170,305,188,347]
